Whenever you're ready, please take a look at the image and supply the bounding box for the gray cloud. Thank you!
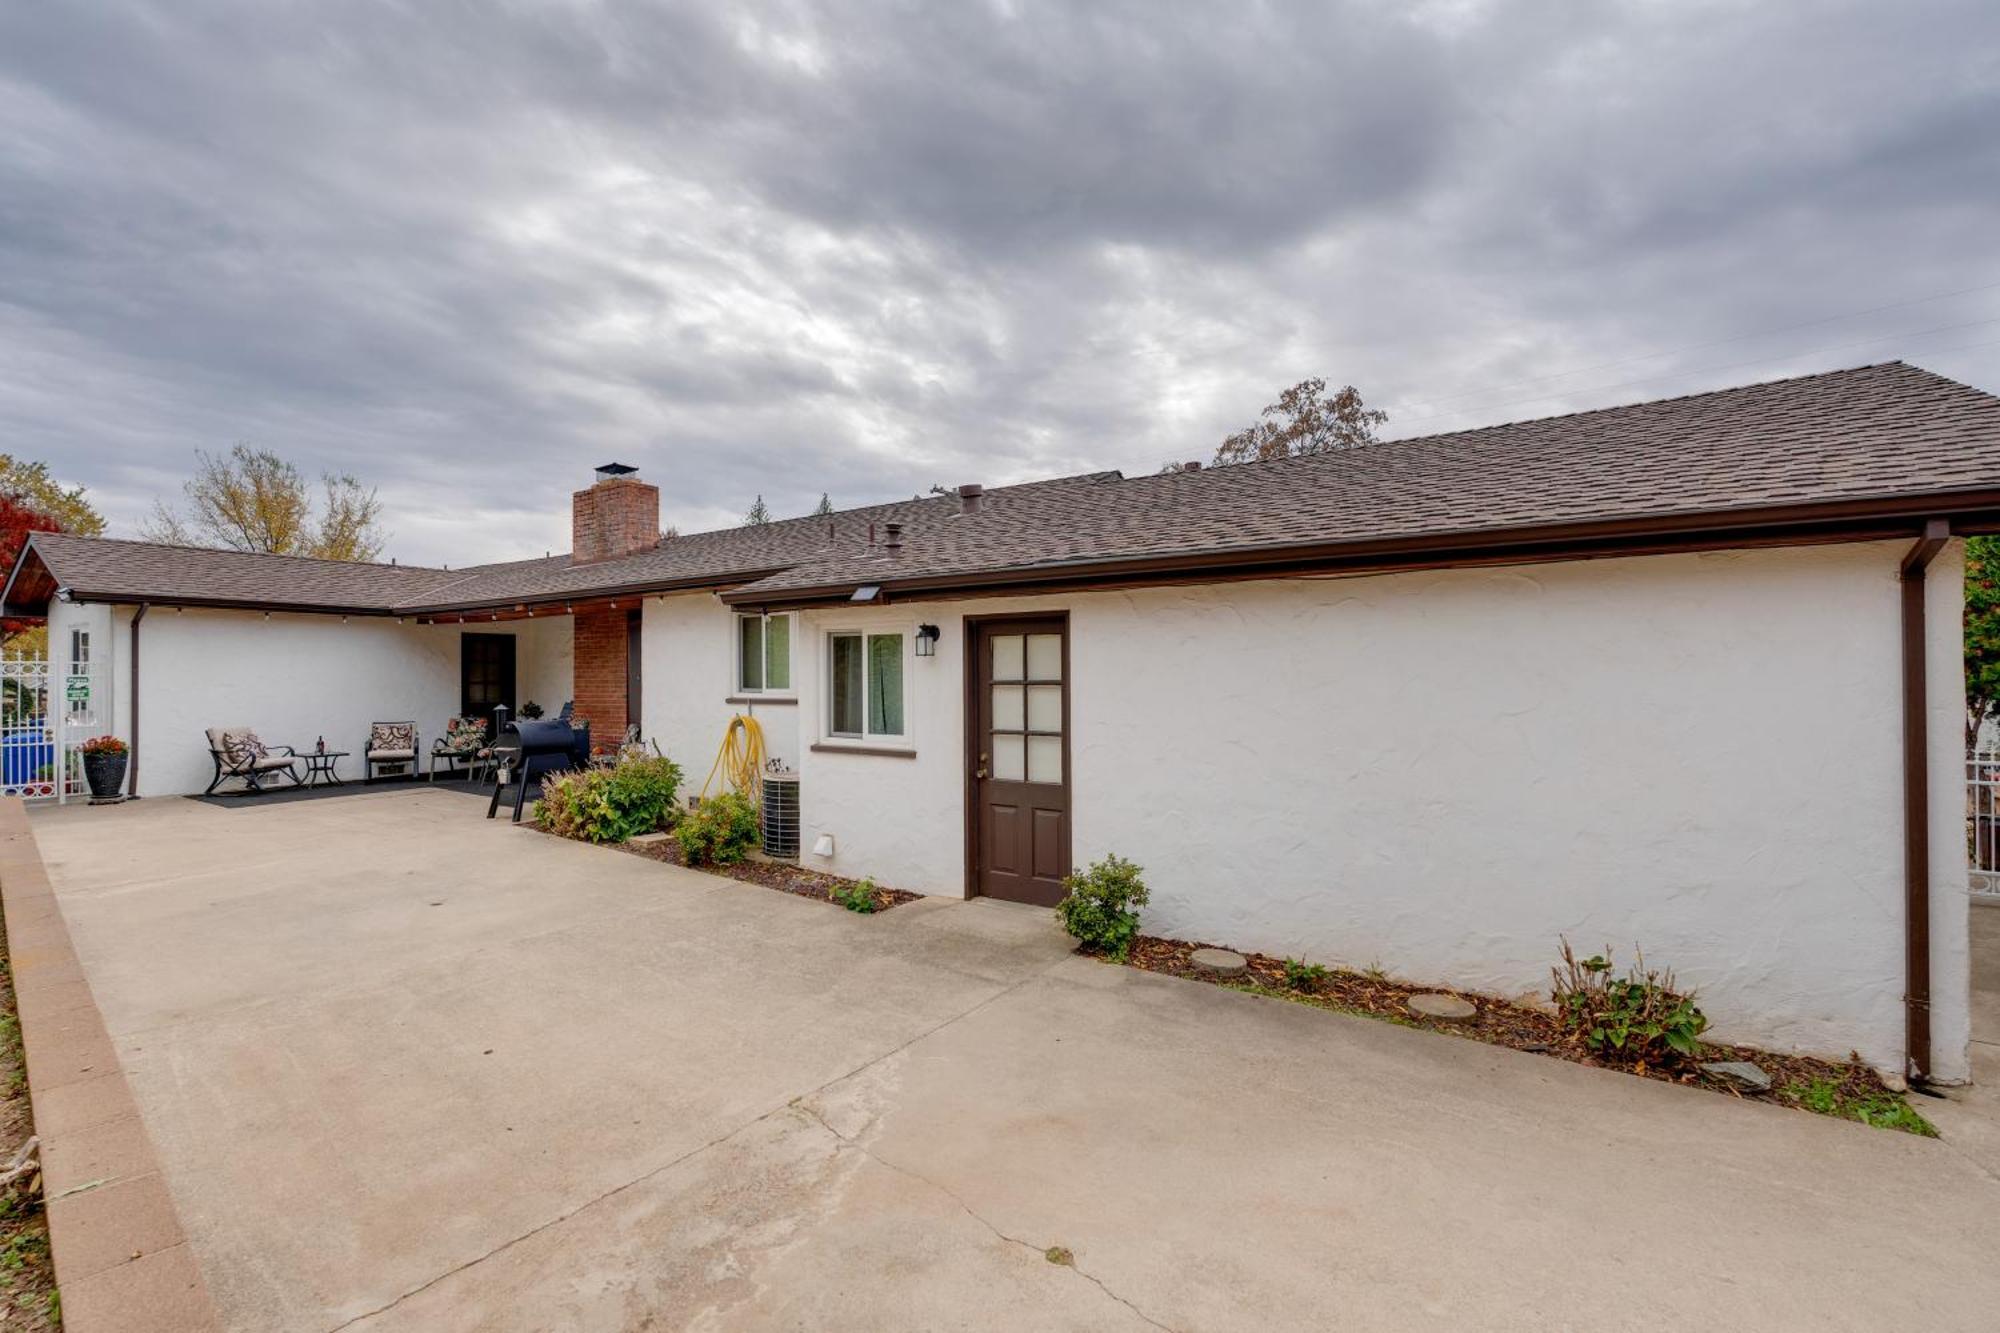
[3,0,1996,564]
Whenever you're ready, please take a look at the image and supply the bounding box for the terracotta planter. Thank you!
[83,749,129,799]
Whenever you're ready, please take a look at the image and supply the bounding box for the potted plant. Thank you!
[80,735,129,799]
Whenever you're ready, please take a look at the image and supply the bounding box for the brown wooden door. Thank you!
[969,616,1071,905]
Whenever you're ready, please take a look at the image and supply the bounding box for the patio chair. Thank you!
[203,727,302,795]
[428,716,487,783]
[363,721,420,783]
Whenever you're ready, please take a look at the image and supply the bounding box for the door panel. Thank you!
[969,616,1071,906]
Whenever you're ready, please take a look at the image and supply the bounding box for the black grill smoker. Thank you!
[485,717,590,823]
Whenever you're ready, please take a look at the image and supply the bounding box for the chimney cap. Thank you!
[594,462,640,480]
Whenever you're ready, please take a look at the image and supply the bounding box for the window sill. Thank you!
[810,742,917,759]
[726,694,797,707]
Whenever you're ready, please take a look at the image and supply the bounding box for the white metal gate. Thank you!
[1968,751,2000,902]
[1,650,108,803]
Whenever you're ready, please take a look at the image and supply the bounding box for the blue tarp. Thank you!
[2,728,55,786]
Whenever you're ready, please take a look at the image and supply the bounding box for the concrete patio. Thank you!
[21,789,2000,1331]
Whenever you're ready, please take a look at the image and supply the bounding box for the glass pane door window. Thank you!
[988,631,1062,784]
[828,632,904,739]
[737,614,791,692]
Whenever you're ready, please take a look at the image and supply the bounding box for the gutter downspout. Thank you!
[128,603,148,799]
[1899,519,1949,1085]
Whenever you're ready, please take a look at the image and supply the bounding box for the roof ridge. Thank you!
[30,529,448,573]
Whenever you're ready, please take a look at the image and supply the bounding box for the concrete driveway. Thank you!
[26,790,2000,1331]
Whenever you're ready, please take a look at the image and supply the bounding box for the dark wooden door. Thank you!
[969,616,1070,905]
[460,633,516,732]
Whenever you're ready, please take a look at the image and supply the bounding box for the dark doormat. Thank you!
[189,776,489,809]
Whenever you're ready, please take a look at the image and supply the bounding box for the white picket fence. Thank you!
[1968,751,2000,903]
[0,652,107,803]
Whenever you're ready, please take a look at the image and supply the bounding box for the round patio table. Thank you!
[301,750,348,788]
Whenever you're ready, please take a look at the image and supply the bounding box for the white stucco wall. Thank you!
[513,616,574,720]
[127,609,460,793]
[638,593,800,788]
[83,609,573,795]
[750,541,1968,1078]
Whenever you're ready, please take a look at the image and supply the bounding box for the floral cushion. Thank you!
[219,729,266,767]
[441,716,485,753]
[369,721,417,753]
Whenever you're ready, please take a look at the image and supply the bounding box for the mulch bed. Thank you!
[0,920,57,1331]
[1123,935,1922,1127]
[616,837,922,913]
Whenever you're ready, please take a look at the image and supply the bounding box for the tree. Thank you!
[812,493,834,516]
[1,457,104,649]
[0,456,104,537]
[0,495,62,645]
[744,495,771,526]
[1967,536,2000,751]
[1213,377,1386,466]
[142,445,386,561]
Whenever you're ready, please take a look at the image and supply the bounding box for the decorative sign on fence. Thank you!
[66,675,90,703]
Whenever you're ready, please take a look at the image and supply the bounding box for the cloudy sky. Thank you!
[3,1,1997,566]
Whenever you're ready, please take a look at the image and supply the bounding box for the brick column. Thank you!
[572,608,627,742]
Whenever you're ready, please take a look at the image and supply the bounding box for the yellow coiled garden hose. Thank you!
[699,714,767,804]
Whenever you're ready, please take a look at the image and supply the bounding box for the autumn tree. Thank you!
[142,445,386,561]
[1,458,104,648]
[1214,377,1387,466]
[1967,536,2000,752]
[812,493,834,516]
[0,456,105,537]
[744,495,771,526]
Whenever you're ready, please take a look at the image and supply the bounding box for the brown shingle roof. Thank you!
[16,362,2000,615]
[728,361,2000,600]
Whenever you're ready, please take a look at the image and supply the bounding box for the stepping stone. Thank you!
[1408,992,1477,1023]
[1189,948,1247,975]
[628,831,671,845]
[1700,1060,1772,1093]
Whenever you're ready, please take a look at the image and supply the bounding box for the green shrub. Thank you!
[832,877,879,914]
[1054,854,1149,961]
[674,790,759,866]
[1551,938,1707,1067]
[1282,957,1329,991]
[536,753,683,844]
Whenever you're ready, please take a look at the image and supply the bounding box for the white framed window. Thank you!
[736,613,792,693]
[827,631,905,740]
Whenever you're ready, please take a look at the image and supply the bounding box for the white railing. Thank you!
[0,654,108,803]
[1968,751,2000,903]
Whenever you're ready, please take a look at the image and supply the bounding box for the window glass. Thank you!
[1026,684,1061,733]
[992,734,1025,781]
[1026,633,1062,680]
[867,634,903,736]
[765,615,791,690]
[992,634,1025,681]
[738,615,764,691]
[830,634,864,735]
[1027,734,1063,784]
[991,684,1024,731]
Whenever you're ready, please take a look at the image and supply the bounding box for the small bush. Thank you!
[1551,938,1707,1068]
[832,877,879,914]
[1054,854,1149,961]
[536,753,683,844]
[1282,957,1329,991]
[674,790,759,866]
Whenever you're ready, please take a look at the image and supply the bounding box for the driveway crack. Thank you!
[792,1100,1178,1332]
[323,948,1079,1332]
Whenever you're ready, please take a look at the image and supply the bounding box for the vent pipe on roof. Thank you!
[1182,461,1202,472]
[883,522,904,553]
[957,483,984,515]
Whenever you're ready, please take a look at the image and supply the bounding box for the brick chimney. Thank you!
[572,463,659,565]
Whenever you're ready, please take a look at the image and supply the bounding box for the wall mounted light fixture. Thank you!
[915,624,941,658]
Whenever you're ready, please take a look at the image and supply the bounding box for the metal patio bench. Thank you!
[203,727,303,794]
